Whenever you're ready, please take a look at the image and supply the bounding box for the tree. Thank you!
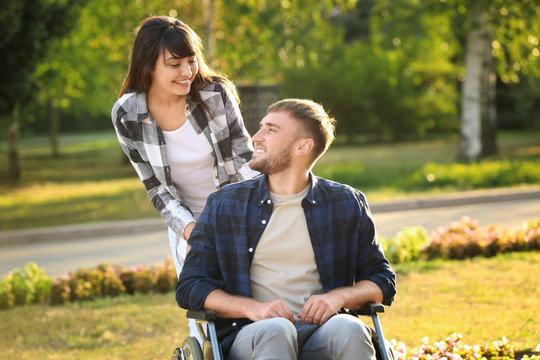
[0,0,87,180]
[356,0,539,160]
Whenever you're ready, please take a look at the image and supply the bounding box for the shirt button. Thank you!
[312,200,316,204]
[261,219,267,225]
[232,322,237,327]
[267,199,271,204]
[248,247,253,253]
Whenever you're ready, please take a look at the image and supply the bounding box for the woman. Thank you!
[111,16,258,276]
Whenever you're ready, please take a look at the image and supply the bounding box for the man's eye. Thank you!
[170,63,180,67]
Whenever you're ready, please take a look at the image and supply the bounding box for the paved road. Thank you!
[1,197,539,277]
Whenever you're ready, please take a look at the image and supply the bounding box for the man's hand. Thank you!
[246,300,296,323]
[204,290,295,323]
[298,291,343,325]
[298,281,384,325]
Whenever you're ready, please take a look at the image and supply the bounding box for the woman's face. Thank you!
[150,49,199,97]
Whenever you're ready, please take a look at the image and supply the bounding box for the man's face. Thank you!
[249,111,301,175]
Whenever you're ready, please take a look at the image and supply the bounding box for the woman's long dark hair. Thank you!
[119,16,239,116]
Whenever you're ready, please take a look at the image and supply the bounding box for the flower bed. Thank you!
[391,333,539,360]
[1,256,177,309]
[381,217,539,263]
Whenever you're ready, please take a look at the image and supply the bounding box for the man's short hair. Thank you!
[267,99,336,161]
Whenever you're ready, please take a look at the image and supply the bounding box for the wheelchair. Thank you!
[171,303,395,360]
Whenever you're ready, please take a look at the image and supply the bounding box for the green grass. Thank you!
[0,252,538,359]
[1,131,539,231]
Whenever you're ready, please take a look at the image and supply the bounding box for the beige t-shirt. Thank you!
[250,186,324,315]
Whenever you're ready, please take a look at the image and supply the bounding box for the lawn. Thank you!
[0,252,538,359]
[1,131,539,231]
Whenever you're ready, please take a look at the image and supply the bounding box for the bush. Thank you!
[423,217,485,260]
[50,275,71,305]
[382,226,429,264]
[406,160,540,190]
[0,262,52,308]
[421,217,540,261]
[153,256,177,294]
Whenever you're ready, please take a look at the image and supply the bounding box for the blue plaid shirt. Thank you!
[176,173,396,353]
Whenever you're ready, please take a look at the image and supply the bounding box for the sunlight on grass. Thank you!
[0,253,537,359]
[0,179,145,206]
[0,293,188,359]
[382,252,540,352]
[1,131,539,230]
[0,179,157,230]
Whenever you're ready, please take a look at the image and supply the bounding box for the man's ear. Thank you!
[295,138,314,157]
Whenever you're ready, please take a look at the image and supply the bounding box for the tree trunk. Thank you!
[481,59,498,156]
[7,109,21,181]
[49,99,60,158]
[202,0,215,60]
[458,5,496,160]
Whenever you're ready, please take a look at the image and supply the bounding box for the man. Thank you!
[176,99,396,359]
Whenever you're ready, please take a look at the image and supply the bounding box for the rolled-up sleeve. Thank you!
[176,194,226,310]
[355,193,396,305]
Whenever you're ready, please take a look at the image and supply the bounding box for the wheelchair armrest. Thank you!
[357,303,385,316]
[186,310,217,321]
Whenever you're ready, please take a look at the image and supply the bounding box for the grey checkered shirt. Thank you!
[111,81,259,236]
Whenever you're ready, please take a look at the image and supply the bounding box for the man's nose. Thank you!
[252,129,264,143]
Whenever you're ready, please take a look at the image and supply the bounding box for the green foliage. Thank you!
[408,160,540,190]
[317,159,540,192]
[0,253,538,357]
[381,226,429,264]
[0,0,87,119]
[281,38,458,142]
[0,262,52,309]
[47,257,177,305]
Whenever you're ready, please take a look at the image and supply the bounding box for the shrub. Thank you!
[50,275,71,305]
[0,262,52,307]
[153,256,177,293]
[382,226,429,264]
[484,224,514,257]
[423,217,486,260]
[406,161,540,191]
[0,280,14,309]
[120,265,154,294]
[99,264,126,297]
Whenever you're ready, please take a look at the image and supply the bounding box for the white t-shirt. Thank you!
[250,186,324,315]
[162,120,216,217]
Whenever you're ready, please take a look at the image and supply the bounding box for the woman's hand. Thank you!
[183,221,196,240]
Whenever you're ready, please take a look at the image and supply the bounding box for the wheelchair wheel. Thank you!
[171,336,204,360]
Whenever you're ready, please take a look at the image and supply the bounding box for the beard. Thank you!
[249,147,292,174]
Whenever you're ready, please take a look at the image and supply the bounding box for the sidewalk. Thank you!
[2,185,540,246]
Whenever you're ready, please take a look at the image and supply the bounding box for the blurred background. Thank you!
[0,0,538,231]
[0,1,539,359]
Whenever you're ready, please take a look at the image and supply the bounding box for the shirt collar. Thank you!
[254,172,320,207]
